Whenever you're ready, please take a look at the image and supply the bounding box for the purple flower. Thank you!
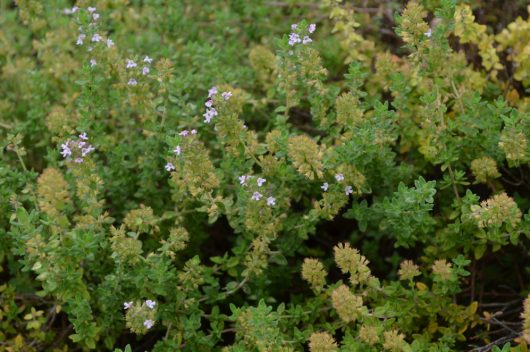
[79,133,88,140]
[251,192,263,201]
[74,157,84,163]
[173,145,181,155]
[308,23,316,34]
[191,129,197,135]
[126,59,137,69]
[208,86,218,98]
[76,34,86,46]
[179,130,189,137]
[424,28,432,38]
[81,145,95,157]
[106,38,114,48]
[128,78,137,86]
[291,24,298,30]
[123,301,133,310]
[145,300,156,309]
[203,108,218,123]
[205,100,213,108]
[60,142,72,157]
[221,91,232,101]
[64,6,79,14]
[335,173,344,182]
[266,196,276,206]
[165,162,175,171]
[91,33,101,42]
[344,185,353,195]
[288,33,301,46]
[142,66,150,75]
[239,175,248,186]
[92,13,100,21]
[87,6,97,13]
[321,182,329,192]
[143,319,154,329]
[257,177,266,187]
[143,56,153,64]
[302,36,312,44]
[90,58,97,67]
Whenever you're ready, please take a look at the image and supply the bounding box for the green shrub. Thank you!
[2,1,530,351]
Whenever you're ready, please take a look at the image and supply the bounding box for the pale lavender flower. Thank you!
[291,24,298,30]
[191,129,197,135]
[60,142,72,157]
[165,162,175,171]
[208,86,218,98]
[257,177,266,187]
[345,185,353,195]
[91,33,101,42]
[251,192,263,201]
[143,56,153,64]
[126,59,137,69]
[143,319,154,329]
[288,32,301,46]
[221,91,232,101]
[179,130,189,137]
[79,133,88,140]
[173,145,181,155]
[142,66,150,75]
[302,36,312,44]
[74,157,83,163]
[424,29,432,38]
[72,6,79,13]
[308,23,316,34]
[145,300,156,309]
[205,100,213,108]
[106,38,114,48]
[87,46,94,52]
[203,108,218,123]
[90,58,97,67]
[87,6,97,13]
[128,78,137,86]
[123,301,133,310]
[78,141,86,148]
[92,13,100,21]
[239,175,248,186]
[81,145,95,157]
[76,34,86,46]
[266,196,276,206]
[321,182,329,192]
[335,173,344,182]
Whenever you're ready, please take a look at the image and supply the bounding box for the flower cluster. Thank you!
[320,165,366,198]
[60,133,95,163]
[126,56,153,86]
[288,22,316,46]
[470,156,501,184]
[301,258,327,292]
[398,260,421,281]
[331,284,363,323]
[239,175,276,207]
[165,129,197,172]
[470,192,522,229]
[203,86,232,123]
[123,300,157,334]
[308,332,338,352]
[333,242,372,287]
[66,6,114,67]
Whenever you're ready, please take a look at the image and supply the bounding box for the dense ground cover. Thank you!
[2,0,530,351]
